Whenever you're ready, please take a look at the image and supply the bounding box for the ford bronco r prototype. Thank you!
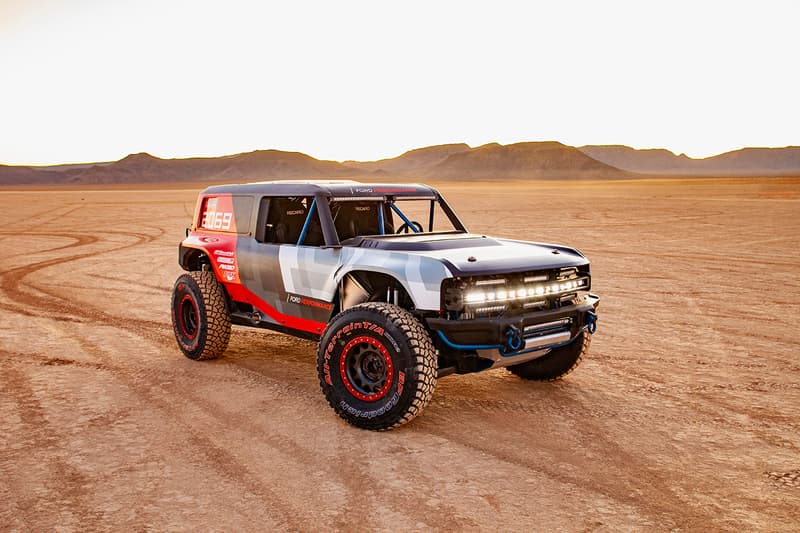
[171,180,599,430]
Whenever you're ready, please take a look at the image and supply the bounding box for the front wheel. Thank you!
[317,302,437,430]
[507,331,590,381]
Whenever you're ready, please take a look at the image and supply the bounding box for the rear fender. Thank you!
[179,243,210,271]
[179,234,241,284]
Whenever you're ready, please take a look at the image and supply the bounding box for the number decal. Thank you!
[200,197,234,231]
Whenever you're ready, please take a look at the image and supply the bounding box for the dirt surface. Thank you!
[1,179,798,531]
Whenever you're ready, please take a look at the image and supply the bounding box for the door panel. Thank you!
[279,245,341,301]
[236,238,340,324]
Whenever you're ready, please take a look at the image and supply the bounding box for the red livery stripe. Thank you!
[225,283,328,335]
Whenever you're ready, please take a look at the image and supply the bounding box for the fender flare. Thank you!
[178,243,211,271]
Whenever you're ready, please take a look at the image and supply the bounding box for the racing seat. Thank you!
[266,197,307,244]
[333,201,394,241]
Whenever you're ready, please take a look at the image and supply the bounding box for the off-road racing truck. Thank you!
[171,180,599,430]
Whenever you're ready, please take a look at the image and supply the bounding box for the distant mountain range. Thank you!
[1,142,798,185]
[578,145,800,175]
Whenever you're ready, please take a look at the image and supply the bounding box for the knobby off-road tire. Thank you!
[171,271,231,360]
[317,302,437,430]
[508,330,590,381]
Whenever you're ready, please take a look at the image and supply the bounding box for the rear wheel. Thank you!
[171,271,231,360]
[318,302,437,430]
[507,331,590,381]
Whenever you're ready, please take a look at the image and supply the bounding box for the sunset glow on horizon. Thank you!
[1,0,798,166]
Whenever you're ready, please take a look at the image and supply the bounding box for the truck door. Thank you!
[236,196,340,333]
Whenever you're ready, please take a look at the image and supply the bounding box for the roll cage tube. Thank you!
[296,198,317,246]
[295,191,469,247]
[296,195,340,247]
[386,194,468,234]
[435,193,467,233]
[390,203,421,233]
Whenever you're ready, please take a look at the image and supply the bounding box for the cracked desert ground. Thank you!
[1,178,798,531]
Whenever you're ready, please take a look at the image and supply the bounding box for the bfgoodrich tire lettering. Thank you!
[317,302,437,430]
[507,330,590,381]
[171,271,231,360]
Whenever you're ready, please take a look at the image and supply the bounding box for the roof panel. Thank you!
[201,180,437,197]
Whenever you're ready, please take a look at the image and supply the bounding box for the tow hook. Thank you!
[505,325,523,352]
[586,311,598,334]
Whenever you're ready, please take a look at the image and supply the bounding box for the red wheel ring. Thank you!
[177,293,199,340]
[339,335,394,402]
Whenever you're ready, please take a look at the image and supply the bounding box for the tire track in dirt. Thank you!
[207,321,666,526]
[596,371,800,478]
[90,273,171,294]
[57,333,313,530]
[0,229,169,343]
[329,448,478,530]
[0,204,85,236]
[2,350,111,372]
[415,401,711,529]
[169,373,473,529]
[438,374,800,525]
[0,361,104,530]
[0,231,100,256]
[22,227,167,304]
[596,355,800,441]
[4,345,295,528]
[31,307,478,533]
[183,342,473,528]
[35,281,167,297]
[0,231,104,322]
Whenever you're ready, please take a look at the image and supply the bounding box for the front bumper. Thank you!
[427,294,599,350]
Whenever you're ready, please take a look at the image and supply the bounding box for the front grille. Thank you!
[442,266,590,319]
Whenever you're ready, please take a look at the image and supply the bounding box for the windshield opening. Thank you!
[329,197,463,242]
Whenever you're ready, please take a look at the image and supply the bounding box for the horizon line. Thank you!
[4,140,800,168]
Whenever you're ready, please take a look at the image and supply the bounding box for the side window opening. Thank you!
[259,196,324,246]
[331,201,395,241]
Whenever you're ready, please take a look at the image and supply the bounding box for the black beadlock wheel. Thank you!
[507,330,590,381]
[317,302,437,430]
[171,271,231,360]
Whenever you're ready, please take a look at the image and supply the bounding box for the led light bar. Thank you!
[464,277,588,305]
[523,274,548,283]
[523,300,547,309]
[472,304,507,315]
[474,279,506,286]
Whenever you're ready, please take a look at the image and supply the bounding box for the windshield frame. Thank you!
[321,192,468,247]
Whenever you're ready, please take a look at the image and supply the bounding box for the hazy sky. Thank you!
[1,0,798,165]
